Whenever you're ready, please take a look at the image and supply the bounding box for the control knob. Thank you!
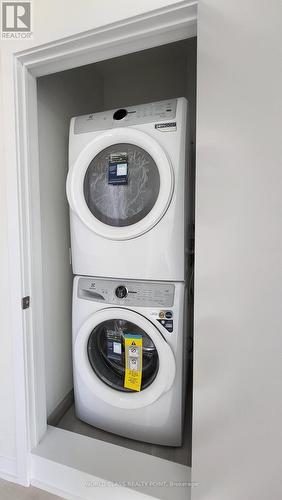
[115,285,128,299]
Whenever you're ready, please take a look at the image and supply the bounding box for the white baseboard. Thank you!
[0,455,17,483]
[32,477,83,500]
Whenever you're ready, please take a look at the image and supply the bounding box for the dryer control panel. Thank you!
[78,277,175,307]
[74,99,177,134]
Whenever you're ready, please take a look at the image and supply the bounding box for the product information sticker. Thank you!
[108,152,128,185]
[106,329,122,361]
[124,334,142,391]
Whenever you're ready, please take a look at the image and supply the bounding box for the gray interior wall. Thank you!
[37,38,196,418]
[101,38,196,144]
[37,69,104,417]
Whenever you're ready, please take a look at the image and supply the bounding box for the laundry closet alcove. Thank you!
[11,3,197,500]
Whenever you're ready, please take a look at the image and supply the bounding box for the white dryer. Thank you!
[67,98,190,281]
[72,276,188,446]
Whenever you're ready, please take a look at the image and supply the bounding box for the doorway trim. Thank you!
[9,0,197,490]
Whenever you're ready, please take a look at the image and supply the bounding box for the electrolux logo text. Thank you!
[1,1,32,39]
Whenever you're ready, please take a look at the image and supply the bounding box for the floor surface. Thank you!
[0,479,62,500]
[57,403,191,466]
[56,368,193,467]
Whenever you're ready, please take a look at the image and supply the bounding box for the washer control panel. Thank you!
[74,99,177,134]
[78,277,175,307]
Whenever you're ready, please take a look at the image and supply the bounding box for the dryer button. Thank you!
[113,109,127,120]
[115,286,128,299]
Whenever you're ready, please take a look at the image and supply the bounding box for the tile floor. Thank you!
[0,479,62,500]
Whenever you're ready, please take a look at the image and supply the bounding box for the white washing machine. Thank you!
[67,98,190,281]
[72,275,188,446]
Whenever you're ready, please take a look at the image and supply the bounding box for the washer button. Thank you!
[165,311,173,319]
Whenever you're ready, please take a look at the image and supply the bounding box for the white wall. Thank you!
[0,0,181,472]
[192,1,282,499]
[0,51,16,466]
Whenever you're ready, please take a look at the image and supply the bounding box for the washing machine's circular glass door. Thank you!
[74,308,176,409]
[66,128,174,240]
[87,318,159,392]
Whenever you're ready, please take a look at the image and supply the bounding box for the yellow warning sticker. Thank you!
[124,334,142,392]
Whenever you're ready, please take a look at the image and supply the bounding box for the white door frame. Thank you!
[9,0,197,486]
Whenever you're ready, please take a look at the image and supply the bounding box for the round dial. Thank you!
[113,109,127,120]
[115,285,128,299]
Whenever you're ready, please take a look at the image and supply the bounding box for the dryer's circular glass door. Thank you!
[66,128,174,240]
[83,143,160,228]
[87,318,159,392]
[74,308,176,409]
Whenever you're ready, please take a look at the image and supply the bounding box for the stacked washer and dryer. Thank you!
[66,98,191,446]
